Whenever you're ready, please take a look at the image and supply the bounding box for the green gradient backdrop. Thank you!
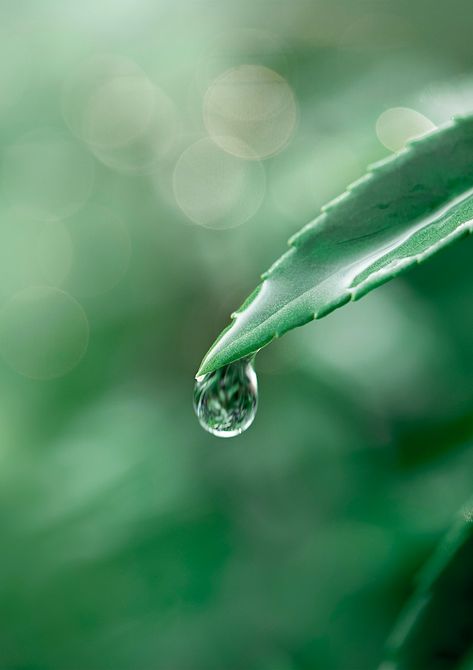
[0,1,472,668]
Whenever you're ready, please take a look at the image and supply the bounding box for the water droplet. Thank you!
[194,357,258,437]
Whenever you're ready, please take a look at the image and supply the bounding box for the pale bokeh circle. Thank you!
[0,286,89,379]
[89,87,179,174]
[203,65,297,160]
[62,55,146,144]
[173,137,266,229]
[376,107,436,152]
[1,129,95,221]
[62,55,179,173]
[63,204,131,297]
[82,73,157,149]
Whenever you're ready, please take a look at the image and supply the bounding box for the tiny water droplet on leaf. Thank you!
[193,357,258,437]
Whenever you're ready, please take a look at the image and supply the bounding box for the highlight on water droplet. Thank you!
[193,357,258,438]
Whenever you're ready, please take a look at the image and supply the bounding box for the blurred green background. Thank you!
[0,1,473,668]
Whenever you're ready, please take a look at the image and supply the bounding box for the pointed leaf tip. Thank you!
[198,116,473,375]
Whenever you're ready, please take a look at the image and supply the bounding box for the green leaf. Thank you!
[197,116,473,376]
[381,502,473,670]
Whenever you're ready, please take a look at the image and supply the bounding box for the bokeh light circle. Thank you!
[376,107,436,152]
[203,65,297,160]
[89,86,179,175]
[62,55,146,144]
[0,286,89,379]
[82,74,157,149]
[62,55,179,174]
[173,137,266,229]
[1,129,95,221]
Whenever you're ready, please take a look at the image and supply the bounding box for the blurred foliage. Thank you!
[384,503,473,669]
[0,1,472,669]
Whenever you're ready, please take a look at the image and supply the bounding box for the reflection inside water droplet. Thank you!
[193,357,258,437]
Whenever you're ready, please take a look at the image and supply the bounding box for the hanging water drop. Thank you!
[193,357,258,437]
